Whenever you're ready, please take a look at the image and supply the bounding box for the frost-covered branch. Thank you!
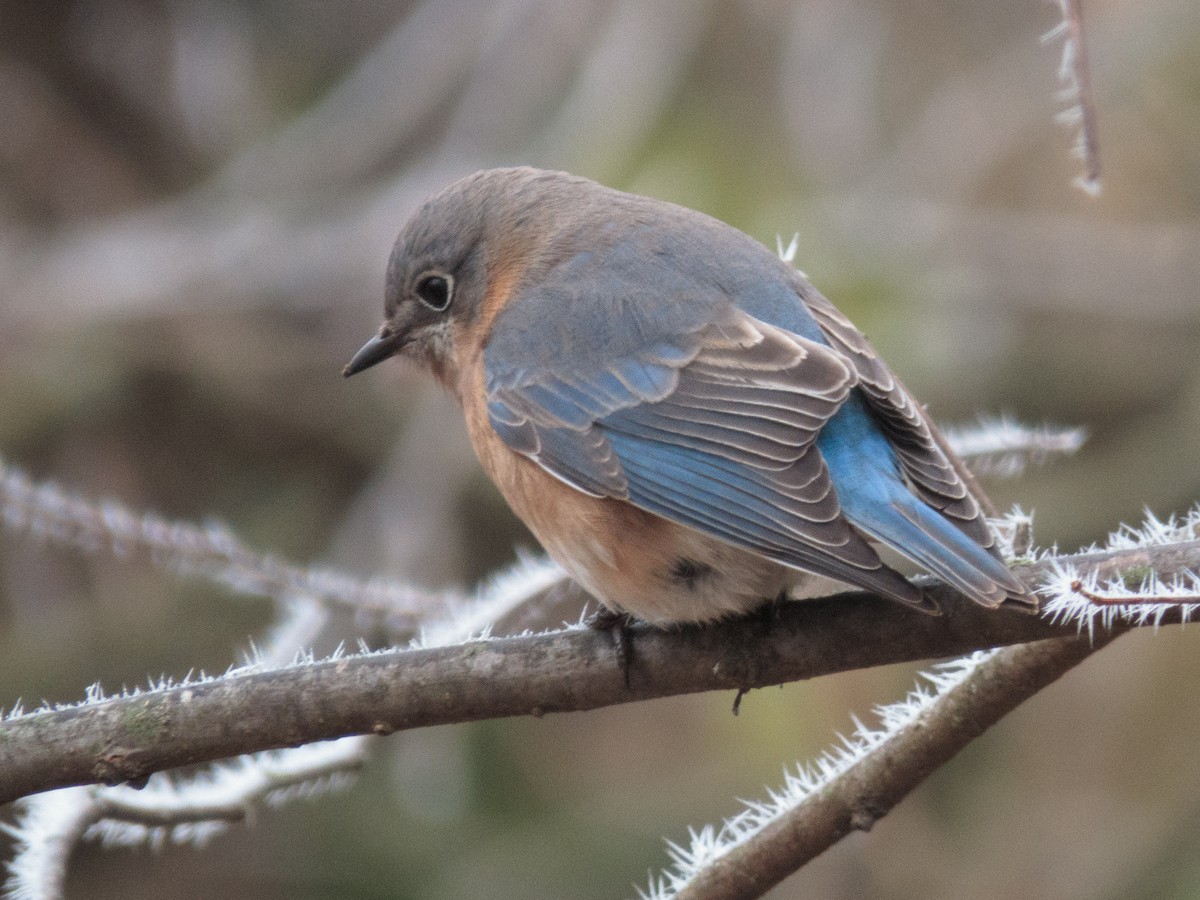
[0,545,564,899]
[3,527,1200,808]
[3,467,1198,900]
[644,636,1111,900]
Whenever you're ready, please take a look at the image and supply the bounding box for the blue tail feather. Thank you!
[867,494,1021,607]
[821,399,1024,607]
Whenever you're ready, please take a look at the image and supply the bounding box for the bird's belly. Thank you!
[541,517,798,625]
[471,431,821,623]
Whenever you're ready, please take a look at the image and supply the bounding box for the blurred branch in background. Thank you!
[1,1,1198,898]
[0,457,451,632]
[1047,0,1102,195]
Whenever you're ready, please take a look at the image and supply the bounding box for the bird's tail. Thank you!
[849,490,1034,610]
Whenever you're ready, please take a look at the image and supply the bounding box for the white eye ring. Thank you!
[415,273,454,311]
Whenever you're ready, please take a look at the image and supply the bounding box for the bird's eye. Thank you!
[415,273,453,311]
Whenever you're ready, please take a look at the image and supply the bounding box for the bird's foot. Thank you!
[586,608,637,688]
[730,591,791,715]
[751,590,788,633]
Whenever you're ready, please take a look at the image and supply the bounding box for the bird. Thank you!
[344,167,1035,626]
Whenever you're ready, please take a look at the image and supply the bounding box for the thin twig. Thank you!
[1062,0,1102,194]
[1070,578,1200,606]
[1047,0,1102,195]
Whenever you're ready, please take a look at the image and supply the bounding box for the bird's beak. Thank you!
[343,325,403,377]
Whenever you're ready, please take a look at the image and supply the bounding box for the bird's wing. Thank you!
[795,281,996,548]
[484,301,927,608]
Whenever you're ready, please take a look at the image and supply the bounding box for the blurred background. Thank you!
[2,0,1200,897]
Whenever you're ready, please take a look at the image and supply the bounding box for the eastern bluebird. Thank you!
[345,167,1035,625]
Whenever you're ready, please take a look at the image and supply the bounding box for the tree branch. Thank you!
[2,539,1196,807]
[663,635,1112,900]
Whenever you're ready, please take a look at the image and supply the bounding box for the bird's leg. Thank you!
[731,590,788,715]
[586,607,637,688]
[751,588,789,631]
